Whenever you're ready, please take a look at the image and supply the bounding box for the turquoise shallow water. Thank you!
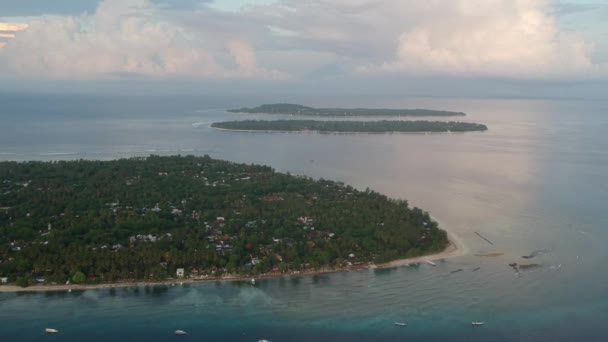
[1,94,607,340]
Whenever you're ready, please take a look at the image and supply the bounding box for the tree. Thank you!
[72,271,86,284]
[16,277,27,287]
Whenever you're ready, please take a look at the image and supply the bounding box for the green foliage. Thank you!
[211,120,487,133]
[72,271,86,284]
[228,104,466,117]
[16,277,31,288]
[0,155,448,283]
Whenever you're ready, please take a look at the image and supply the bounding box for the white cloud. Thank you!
[0,0,285,80]
[0,0,605,81]
[251,0,606,79]
[0,22,29,31]
[362,0,601,78]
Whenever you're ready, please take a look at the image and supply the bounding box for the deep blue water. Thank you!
[1,94,607,341]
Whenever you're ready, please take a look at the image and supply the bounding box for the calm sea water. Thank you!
[1,94,607,341]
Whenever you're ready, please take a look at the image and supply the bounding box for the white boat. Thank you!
[250,278,256,285]
[175,330,188,335]
[426,260,437,266]
[45,328,59,334]
[258,340,270,342]
[471,321,485,326]
[394,322,407,326]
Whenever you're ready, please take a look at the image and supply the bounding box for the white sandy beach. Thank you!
[376,231,466,269]
[0,221,466,293]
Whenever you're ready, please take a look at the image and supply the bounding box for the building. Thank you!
[176,268,185,278]
[0,277,8,284]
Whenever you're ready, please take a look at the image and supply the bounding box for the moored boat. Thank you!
[394,322,407,326]
[45,328,59,334]
[471,321,485,326]
[426,260,437,266]
[175,330,188,335]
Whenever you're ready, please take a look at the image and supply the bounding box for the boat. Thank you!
[175,330,188,335]
[258,340,270,342]
[426,260,437,266]
[394,322,407,326]
[471,321,485,326]
[45,328,59,334]
[250,278,256,285]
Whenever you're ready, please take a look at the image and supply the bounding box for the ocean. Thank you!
[1,94,607,341]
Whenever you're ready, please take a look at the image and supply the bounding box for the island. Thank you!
[0,155,448,288]
[211,120,488,133]
[228,104,466,117]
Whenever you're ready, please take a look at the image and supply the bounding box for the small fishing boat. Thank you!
[394,322,407,326]
[174,330,188,335]
[45,328,59,334]
[258,339,270,342]
[426,260,437,266]
[471,321,485,326]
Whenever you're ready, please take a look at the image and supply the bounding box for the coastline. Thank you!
[376,230,465,269]
[0,229,465,293]
[228,110,466,118]
[210,125,469,135]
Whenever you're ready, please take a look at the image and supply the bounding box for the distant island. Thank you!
[0,156,448,288]
[211,120,488,133]
[228,104,466,117]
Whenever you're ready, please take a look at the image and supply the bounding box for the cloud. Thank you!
[360,0,601,78]
[0,0,605,82]
[0,22,29,31]
[249,0,606,79]
[0,0,285,80]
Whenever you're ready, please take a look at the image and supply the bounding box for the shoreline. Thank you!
[229,110,466,118]
[0,229,465,293]
[210,125,471,135]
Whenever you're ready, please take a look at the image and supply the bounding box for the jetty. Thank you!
[474,232,494,245]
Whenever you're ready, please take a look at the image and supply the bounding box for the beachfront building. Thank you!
[0,277,7,284]
[176,268,185,278]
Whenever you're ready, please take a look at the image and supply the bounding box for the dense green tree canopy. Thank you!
[0,156,447,285]
[228,104,466,117]
[212,120,487,133]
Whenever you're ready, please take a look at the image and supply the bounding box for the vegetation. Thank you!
[0,156,447,286]
[228,103,466,117]
[212,120,488,133]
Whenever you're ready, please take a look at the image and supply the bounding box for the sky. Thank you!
[0,0,606,97]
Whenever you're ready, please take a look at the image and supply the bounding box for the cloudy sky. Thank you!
[0,0,606,97]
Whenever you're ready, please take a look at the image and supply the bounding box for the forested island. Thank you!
[0,156,447,287]
[229,104,466,117]
[211,120,488,133]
